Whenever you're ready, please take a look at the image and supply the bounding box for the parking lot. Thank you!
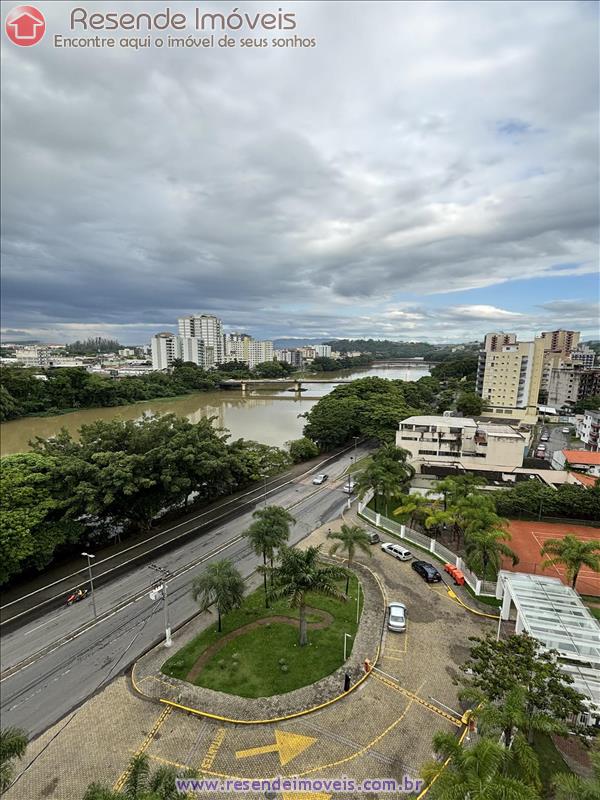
[7,521,495,800]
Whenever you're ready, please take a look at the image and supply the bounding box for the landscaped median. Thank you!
[131,559,385,722]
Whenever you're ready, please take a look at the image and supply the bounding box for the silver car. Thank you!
[387,602,407,632]
[312,473,328,485]
[381,542,412,561]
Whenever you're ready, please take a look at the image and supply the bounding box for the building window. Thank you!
[418,449,438,456]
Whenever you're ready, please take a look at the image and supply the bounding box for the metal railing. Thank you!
[358,497,497,597]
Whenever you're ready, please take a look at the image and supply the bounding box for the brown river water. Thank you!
[0,366,430,455]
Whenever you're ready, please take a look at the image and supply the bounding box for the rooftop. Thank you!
[400,415,524,439]
[561,450,600,466]
[498,571,600,666]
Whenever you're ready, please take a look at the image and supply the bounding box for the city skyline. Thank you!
[1,1,598,344]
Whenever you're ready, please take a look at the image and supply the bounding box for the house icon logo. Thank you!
[5,5,46,46]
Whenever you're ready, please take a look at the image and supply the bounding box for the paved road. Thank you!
[1,448,363,739]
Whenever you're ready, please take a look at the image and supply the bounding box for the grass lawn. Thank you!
[531,732,572,798]
[162,577,362,698]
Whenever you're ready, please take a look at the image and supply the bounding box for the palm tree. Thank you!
[553,740,600,800]
[83,753,196,799]
[540,535,600,589]
[393,493,432,529]
[243,506,295,607]
[327,524,372,593]
[0,727,27,792]
[192,559,245,632]
[267,545,347,646]
[465,527,519,579]
[421,731,540,800]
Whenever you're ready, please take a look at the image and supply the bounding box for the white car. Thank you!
[381,542,412,561]
[537,444,547,451]
[387,602,407,632]
[312,473,328,485]
[562,428,570,434]
[342,480,356,494]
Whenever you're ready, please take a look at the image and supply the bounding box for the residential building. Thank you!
[551,449,600,477]
[396,415,527,470]
[313,344,332,358]
[274,348,303,368]
[547,367,600,410]
[299,346,317,363]
[476,334,545,422]
[540,329,580,355]
[577,410,600,452]
[151,332,181,371]
[180,336,205,368]
[224,333,273,368]
[118,348,136,358]
[540,330,581,392]
[177,314,224,366]
[14,346,52,366]
[571,345,596,369]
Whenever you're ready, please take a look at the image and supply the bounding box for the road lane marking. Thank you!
[113,706,172,791]
[236,730,317,766]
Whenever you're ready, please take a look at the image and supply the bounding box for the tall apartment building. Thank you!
[151,332,181,371]
[570,345,596,369]
[540,329,580,355]
[14,346,52,367]
[178,314,224,366]
[224,333,273,368]
[180,336,205,367]
[314,344,332,358]
[540,329,581,392]
[274,348,304,368]
[547,367,600,409]
[476,334,545,421]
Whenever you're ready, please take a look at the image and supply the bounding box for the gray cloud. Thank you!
[1,0,598,343]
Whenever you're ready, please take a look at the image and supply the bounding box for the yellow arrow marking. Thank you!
[236,730,316,766]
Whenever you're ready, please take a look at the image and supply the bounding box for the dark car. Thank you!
[411,560,442,583]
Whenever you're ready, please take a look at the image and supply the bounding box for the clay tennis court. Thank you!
[502,520,600,597]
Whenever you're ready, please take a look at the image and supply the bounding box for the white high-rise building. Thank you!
[178,314,224,366]
[180,336,205,368]
[314,344,332,358]
[151,332,181,371]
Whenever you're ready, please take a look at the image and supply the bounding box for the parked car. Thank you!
[381,542,412,561]
[535,450,547,459]
[312,473,328,485]
[342,479,356,494]
[540,435,549,442]
[387,602,407,632]
[368,532,380,544]
[562,427,571,434]
[411,560,442,583]
[537,444,547,451]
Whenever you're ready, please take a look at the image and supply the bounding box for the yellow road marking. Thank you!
[283,793,332,800]
[236,730,317,766]
[201,727,226,771]
[113,707,171,790]
[372,672,461,727]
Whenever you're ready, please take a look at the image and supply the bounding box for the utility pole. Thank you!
[81,552,97,619]
[149,563,173,647]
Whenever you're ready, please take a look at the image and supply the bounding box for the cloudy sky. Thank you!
[1,0,598,345]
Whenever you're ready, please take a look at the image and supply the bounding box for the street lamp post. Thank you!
[356,579,361,624]
[496,606,503,642]
[149,563,173,647]
[343,632,352,661]
[353,436,359,461]
[81,552,97,619]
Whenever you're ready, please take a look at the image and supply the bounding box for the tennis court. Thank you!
[503,520,600,597]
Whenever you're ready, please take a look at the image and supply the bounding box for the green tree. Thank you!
[192,559,245,632]
[82,752,196,799]
[287,437,319,463]
[421,731,540,800]
[0,452,81,584]
[461,634,584,743]
[464,525,519,578]
[393,493,433,529]
[456,390,485,416]
[541,535,600,589]
[244,505,295,607]
[267,545,347,646]
[327,524,372,592]
[553,740,600,800]
[0,727,28,792]
[253,361,292,378]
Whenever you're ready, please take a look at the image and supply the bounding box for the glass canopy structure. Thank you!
[497,571,600,665]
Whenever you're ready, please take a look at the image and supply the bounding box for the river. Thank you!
[0,365,430,455]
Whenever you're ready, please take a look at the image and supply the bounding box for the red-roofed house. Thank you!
[552,449,600,477]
